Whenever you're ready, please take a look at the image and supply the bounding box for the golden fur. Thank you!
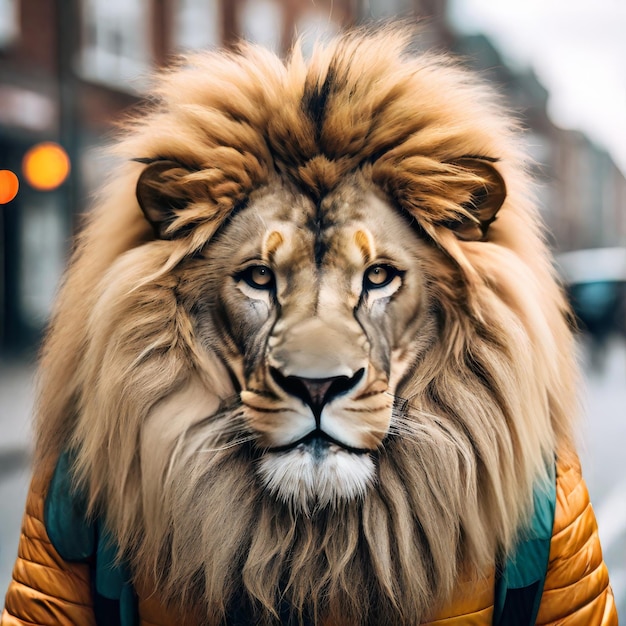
[35,27,578,625]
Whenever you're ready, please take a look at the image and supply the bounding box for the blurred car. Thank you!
[556,247,626,365]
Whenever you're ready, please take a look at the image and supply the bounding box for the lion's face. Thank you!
[181,177,434,509]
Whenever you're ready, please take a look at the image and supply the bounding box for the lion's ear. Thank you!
[445,158,506,242]
[136,160,192,239]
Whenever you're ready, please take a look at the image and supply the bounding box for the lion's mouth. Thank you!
[267,429,371,456]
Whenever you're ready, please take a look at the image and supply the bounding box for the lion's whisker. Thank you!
[196,434,257,453]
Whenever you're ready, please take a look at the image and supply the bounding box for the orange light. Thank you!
[0,170,20,204]
[22,142,70,191]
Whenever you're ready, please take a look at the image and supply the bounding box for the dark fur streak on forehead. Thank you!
[306,200,330,267]
[302,63,337,142]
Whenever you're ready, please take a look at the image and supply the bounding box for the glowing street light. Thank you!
[0,170,20,204]
[22,142,71,191]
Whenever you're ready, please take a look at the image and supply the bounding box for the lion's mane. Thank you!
[35,27,577,625]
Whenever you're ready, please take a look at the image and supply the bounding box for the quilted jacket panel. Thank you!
[1,456,618,625]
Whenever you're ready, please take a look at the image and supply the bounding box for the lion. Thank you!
[2,26,617,626]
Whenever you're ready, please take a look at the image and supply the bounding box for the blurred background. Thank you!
[1,0,625,614]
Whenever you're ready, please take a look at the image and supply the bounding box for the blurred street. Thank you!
[1,340,625,614]
[0,357,35,606]
[577,338,626,615]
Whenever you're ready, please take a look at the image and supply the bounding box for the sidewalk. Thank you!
[0,358,36,604]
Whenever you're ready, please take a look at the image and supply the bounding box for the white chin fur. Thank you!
[257,445,375,513]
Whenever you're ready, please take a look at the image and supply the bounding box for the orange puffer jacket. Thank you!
[1,456,618,625]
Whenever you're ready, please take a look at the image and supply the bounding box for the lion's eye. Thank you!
[240,265,275,290]
[363,264,398,290]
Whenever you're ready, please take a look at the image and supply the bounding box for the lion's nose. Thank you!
[269,367,365,421]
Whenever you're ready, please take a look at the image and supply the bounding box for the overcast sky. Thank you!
[448,0,626,175]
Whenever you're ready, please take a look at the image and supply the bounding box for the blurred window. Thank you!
[0,0,19,47]
[19,198,66,327]
[174,0,220,51]
[241,0,284,52]
[81,0,150,90]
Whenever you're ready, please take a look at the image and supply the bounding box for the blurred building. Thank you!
[552,130,626,251]
[1,0,139,352]
[1,0,625,354]
[452,33,626,254]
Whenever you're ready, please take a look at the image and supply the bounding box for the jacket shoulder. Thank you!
[1,469,96,625]
[536,455,618,625]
